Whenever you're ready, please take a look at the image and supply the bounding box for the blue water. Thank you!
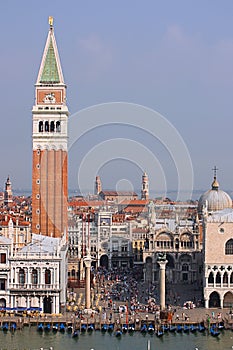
[0,327,233,350]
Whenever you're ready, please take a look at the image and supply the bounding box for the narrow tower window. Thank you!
[50,121,55,132]
[56,121,61,132]
[45,121,49,132]
[39,121,43,132]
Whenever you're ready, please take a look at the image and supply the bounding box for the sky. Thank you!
[0,0,233,199]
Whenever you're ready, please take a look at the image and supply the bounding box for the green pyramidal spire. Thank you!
[36,19,64,85]
[40,37,60,83]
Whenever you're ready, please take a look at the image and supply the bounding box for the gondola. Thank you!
[169,325,176,333]
[87,323,95,332]
[52,323,58,332]
[80,323,87,333]
[176,324,183,333]
[37,323,43,332]
[147,324,155,334]
[122,324,128,333]
[115,328,122,337]
[2,323,8,332]
[59,323,66,332]
[44,323,51,332]
[128,323,135,333]
[67,324,73,333]
[183,324,190,333]
[72,329,79,338]
[101,324,108,332]
[218,321,225,330]
[156,328,164,337]
[10,322,17,332]
[162,324,169,332]
[108,323,114,332]
[190,324,198,333]
[210,326,220,337]
[140,324,147,334]
[198,323,205,332]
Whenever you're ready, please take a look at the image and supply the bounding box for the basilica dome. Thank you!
[198,177,232,213]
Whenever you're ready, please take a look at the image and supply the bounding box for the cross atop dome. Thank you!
[211,166,219,190]
[212,165,218,179]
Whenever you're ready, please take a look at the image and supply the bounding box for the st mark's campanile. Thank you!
[32,17,68,238]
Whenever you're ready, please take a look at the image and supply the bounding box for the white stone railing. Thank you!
[10,252,59,259]
[9,283,61,290]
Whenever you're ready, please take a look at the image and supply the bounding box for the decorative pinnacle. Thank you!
[49,16,54,27]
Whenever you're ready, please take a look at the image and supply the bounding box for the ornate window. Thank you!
[45,269,51,284]
[208,271,214,284]
[225,239,233,255]
[32,269,38,285]
[19,268,25,285]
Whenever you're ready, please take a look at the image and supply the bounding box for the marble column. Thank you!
[158,260,167,310]
[84,253,92,310]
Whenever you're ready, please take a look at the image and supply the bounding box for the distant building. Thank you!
[99,190,138,203]
[0,233,67,313]
[203,208,233,308]
[141,172,149,200]
[4,176,13,206]
[31,18,68,238]
[95,176,102,195]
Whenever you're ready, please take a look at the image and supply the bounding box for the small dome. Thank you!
[198,177,232,213]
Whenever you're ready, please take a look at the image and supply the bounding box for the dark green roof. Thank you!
[40,37,60,83]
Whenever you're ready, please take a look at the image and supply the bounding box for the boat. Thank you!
[52,323,59,332]
[190,324,198,333]
[198,323,205,332]
[140,324,147,334]
[147,324,155,334]
[44,323,51,332]
[115,328,122,337]
[81,323,87,332]
[218,321,225,330]
[37,323,43,332]
[87,323,95,332]
[59,323,66,332]
[183,324,190,333]
[176,324,183,333]
[2,323,8,331]
[108,323,114,332]
[10,322,17,332]
[156,327,164,337]
[128,323,135,333]
[210,326,220,337]
[67,324,73,333]
[101,324,108,332]
[162,324,169,332]
[72,329,79,338]
[122,324,128,333]
[169,325,176,332]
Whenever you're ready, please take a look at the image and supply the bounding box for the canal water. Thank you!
[0,327,233,350]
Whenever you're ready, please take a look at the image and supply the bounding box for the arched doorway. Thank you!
[100,255,108,269]
[223,291,233,308]
[43,296,52,314]
[0,298,6,308]
[209,291,220,307]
